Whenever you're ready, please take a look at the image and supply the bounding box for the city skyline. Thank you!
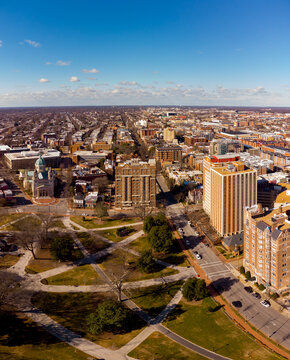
[1,0,290,106]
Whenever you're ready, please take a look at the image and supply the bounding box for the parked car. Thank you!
[244,286,253,293]
[205,243,210,248]
[232,300,242,308]
[252,292,261,299]
[260,300,271,308]
[195,253,202,260]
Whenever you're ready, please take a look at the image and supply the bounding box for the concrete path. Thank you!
[69,217,143,232]
[3,211,248,360]
[0,214,28,230]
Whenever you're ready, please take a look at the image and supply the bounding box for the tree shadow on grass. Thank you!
[0,311,60,347]
[164,304,185,321]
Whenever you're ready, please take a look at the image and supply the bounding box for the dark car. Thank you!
[232,300,242,308]
[244,286,253,293]
[252,292,261,299]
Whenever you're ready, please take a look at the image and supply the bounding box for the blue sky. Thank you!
[1,0,290,106]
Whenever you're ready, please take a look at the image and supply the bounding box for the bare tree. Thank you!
[133,204,154,220]
[15,221,43,259]
[37,213,56,247]
[108,255,134,302]
[0,271,22,308]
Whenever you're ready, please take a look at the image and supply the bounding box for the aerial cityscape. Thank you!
[0,1,289,360]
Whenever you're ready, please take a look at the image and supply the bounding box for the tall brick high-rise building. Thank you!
[115,159,156,209]
[244,204,290,292]
[203,154,257,236]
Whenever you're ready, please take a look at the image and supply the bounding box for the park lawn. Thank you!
[76,232,110,254]
[97,225,142,243]
[0,254,19,269]
[50,219,66,229]
[130,236,189,267]
[124,281,183,318]
[70,216,140,230]
[99,249,178,282]
[164,297,280,360]
[43,264,105,286]
[0,311,91,360]
[4,215,42,231]
[25,244,83,274]
[32,292,146,350]
[0,213,24,227]
[129,332,207,360]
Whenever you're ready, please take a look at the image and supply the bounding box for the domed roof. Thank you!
[35,154,45,166]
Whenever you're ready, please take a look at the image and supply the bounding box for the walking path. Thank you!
[3,213,282,360]
[175,233,290,360]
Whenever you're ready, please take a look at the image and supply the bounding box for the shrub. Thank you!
[271,292,279,300]
[239,265,245,274]
[245,271,251,280]
[258,283,266,291]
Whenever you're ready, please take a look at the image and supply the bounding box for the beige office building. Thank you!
[163,128,175,143]
[203,154,257,236]
[244,204,290,292]
[115,159,156,209]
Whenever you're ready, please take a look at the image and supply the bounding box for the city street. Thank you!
[166,202,290,350]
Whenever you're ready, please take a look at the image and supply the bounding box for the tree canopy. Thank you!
[143,212,170,234]
[94,201,109,219]
[137,250,156,273]
[50,235,74,261]
[182,278,209,301]
[87,300,131,334]
[147,224,174,253]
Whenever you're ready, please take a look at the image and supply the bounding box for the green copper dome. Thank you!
[35,154,45,166]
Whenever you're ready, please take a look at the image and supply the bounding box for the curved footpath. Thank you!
[4,216,234,360]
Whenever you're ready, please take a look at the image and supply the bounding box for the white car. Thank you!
[260,300,270,308]
[195,253,202,260]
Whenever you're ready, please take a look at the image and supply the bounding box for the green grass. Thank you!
[70,216,140,229]
[97,226,139,243]
[0,311,92,360]
[43,265,105,286]
[0,213,24,227]
[50,219,66,229]
[100,249,178,282]
[165,297,280,360]
[4,216,42,231]
[32,292,145,350]
[129,331,207,360]
[130,236,189,267]
[0,254,19,269]
[25,237,83,273]
[76,232,110,254]
[124,281,183,317]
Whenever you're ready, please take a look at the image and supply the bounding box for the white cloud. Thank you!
[119,81,139,86]
[24,39,40,48]
[39,78,50,83]
[56,60,71,66]
[45,61,51,65]
[0,83,286,107]
[69,76,80,82]
[0,40,2,47]
[82,68,99,73]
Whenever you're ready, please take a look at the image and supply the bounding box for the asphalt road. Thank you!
[166,202,290,350]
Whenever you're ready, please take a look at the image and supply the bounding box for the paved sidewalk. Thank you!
[175,234,290,360]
